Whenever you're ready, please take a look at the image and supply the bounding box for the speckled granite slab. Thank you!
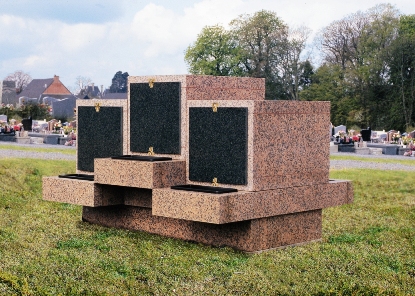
[94,158,186,189]
[42,176,123,207]
[82,206,322,253]
[152,179,352,224]
[186,100,331,191]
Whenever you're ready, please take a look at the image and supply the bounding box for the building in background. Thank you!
[1,80,17,105]
[17,75,76,119]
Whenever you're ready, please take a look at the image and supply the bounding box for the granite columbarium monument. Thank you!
[43,75,353,253]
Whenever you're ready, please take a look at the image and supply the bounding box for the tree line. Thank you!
[184,4,415,132]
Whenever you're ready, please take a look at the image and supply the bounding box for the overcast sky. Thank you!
[1,0,414,91]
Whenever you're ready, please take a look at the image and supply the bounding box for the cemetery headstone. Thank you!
[21,117,32,131]
[360,127,371,141]
[334,125,346,135]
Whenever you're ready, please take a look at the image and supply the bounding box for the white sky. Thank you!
[0,0,414,91]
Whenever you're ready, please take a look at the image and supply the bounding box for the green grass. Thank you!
[1,157,415,295]
[0,144,76,155]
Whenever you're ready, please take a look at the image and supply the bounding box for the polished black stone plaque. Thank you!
[59,174,94,181]
[78,106,123,172]
[171,184,238,194]
[130,82,181,154]
[189,107,248,185]
[111,155,172,161]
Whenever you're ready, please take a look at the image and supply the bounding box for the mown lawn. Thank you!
[0,157,414,295]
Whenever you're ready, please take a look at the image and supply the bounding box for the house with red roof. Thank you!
[18,75,76,119]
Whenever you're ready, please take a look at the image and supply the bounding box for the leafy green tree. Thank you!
[316,4,400,129]
[184,25,243,76]
[387,14,415,130]
[185,10,310,100]
[300,64,357,126]
[229,10,289,99]
[299,60,314,90]
[109,71,129,93]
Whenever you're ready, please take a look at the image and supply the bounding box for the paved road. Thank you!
[2,142,415,171]
[0,141,76,161]
[330,152,415,171]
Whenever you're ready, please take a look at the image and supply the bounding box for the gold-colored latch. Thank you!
[148,147,155,155]
[149,78,155,88]
[212,103,218,112]
[212,177,218,187]
[94,102,101,112]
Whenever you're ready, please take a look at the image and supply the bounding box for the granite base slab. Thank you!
[94,158,186,189]
[337,144,355,153]
[42,176,123,207]
[369,148,383,155]
[0,134,16,142]
[153,179,352,224]
[82,206,322,253]
[367,143,399,155]
[355,147,370,155]
[15,137,31,144]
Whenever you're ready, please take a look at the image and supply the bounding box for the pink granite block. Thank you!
[185,75,265,101]
[123,188,152,208]
[42,177,123,207]
[186,100,331,191]
[186,87,265,101]
[82,205,322,253]
[152,179,352,224]
[94,158,186,189]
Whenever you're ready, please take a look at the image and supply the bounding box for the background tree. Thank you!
[4,70,32,93]
[185,10,309,100]
[280,26,312,100]
[109,71,129,93]
[300,64,358,125]
[386,14,415,130]
[230,10,289,99]
[185,25,243,76]
[313,4,400,129]
[73,76,92,95]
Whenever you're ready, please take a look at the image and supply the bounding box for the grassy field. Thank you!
[0,156,415,295]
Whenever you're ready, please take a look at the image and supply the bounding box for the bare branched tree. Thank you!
[280,26,312,100]
[73,76,92,95]
[4,70,32,93]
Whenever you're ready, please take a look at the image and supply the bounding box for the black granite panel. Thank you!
[189,107,247,185]
[78,106,123,172]
[130,82,181,154]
